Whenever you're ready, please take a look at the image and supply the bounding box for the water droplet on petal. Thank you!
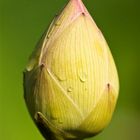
[55,22,61,26]
[85,87,88,91]
[67,87,72,92]
[79,72,87,83]
[50,115,57,121]
[55,74,66,82]
[58,120,63,124]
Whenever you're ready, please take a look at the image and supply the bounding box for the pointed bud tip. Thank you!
[70,0,87,15]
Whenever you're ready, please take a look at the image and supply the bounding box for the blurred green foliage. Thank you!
[0,0,140,139]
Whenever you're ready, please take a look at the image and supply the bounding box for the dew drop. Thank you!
[55,74,66,82]
[47,34,51,39]
[67,87,72,92]
[55,22,61,26]
[79,72,87,83]
[85,87,88,91]
[58,119,63,124]
[50,115,57,121]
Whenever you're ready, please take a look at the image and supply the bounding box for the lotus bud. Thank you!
[23,0,119,139]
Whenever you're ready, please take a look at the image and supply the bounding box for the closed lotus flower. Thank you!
[23,0,119,139]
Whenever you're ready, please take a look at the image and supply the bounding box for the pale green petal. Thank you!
[24,65,84,130]
[26,15,59,71]
[42,66,84,129]
[77,84,117,135]
[24,68,41,116]
[34,112,78,140]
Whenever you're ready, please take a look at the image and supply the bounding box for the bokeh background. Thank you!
[0,0,140,139]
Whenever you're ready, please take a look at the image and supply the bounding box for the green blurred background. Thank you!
[0,0,140,139]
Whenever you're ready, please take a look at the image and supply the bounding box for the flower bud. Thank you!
[24,0,119,139]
